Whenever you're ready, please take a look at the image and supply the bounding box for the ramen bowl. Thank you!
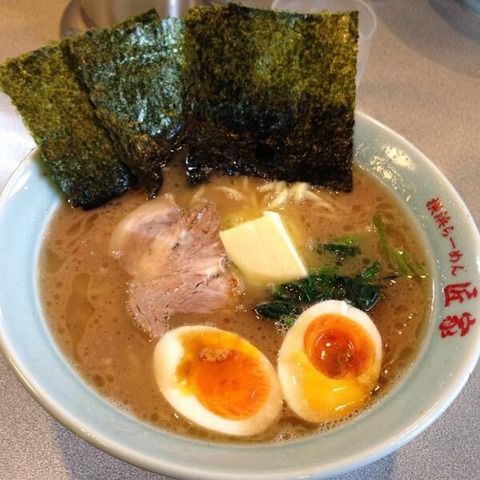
[0,111,478,479]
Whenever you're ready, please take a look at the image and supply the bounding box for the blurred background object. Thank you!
[80,0,214,26]
[461,0,480,16]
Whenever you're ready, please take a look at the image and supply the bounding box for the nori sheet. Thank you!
[183,3,358,191]
[0,4,358,209]
[63,10,185,196]
[0,44,134,209]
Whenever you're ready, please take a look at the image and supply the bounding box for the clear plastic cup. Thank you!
[78,0,275,27]
[79,0,211,26]
[78,0,274,26]
[271,0,377,86]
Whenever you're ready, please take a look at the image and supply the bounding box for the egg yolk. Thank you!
[304,314,374,379]
[177,332,270,420]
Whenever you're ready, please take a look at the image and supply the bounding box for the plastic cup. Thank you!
[271,0,377,86]
[79,0,214,26]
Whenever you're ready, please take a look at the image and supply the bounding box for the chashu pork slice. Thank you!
[110,194,240,338]
[128,273,240,339]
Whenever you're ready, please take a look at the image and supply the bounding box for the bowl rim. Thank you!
[0,110,479,480]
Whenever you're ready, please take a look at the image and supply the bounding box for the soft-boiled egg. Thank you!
[278,300,382,423]
[153,326,282,436]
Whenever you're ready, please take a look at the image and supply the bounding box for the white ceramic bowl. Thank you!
[0,112,479,479]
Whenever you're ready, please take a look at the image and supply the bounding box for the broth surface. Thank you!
[39,165,431,442]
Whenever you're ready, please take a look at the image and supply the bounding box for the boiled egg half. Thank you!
[154,326,282,436]
[278,300,382,423]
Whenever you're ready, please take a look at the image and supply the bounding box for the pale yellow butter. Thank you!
[219,211,307,284]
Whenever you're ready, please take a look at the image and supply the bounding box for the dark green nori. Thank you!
[183,3,358,191]
[0,4,357,209]
[0,44,134,209]
[63,10,185,196]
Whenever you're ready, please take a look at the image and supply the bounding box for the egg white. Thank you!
[278,300,383,423]
[153,326,283,436]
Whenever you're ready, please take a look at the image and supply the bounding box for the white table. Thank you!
[0,1,479,478]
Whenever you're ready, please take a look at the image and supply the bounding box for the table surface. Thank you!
[0,1,479,479]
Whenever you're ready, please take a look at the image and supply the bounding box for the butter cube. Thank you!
[219,211,307,284]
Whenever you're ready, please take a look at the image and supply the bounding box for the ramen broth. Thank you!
[39,165,431,442]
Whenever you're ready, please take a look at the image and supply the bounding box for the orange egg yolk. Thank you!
[177,332,270,420]
[304,314,375,379]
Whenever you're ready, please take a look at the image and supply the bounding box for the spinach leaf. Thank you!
[319,235,361,260]
[254,300,302,324]
[359,260,380,281]
[256,266,382,328]
[374,214,426,279]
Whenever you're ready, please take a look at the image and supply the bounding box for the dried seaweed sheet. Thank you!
[183,3,358,191]
[0,4,358,209]
[0,45,134,208]
[63,10,185,196]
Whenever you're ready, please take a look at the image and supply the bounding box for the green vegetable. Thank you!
[254,300,302,327]
[63,11,185,196]
[319,235,361,260]
[256,264,382,327]
[183,3,358,191]
[0,44,134,209]
[373,214,426,279]
[359,260,380,281]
